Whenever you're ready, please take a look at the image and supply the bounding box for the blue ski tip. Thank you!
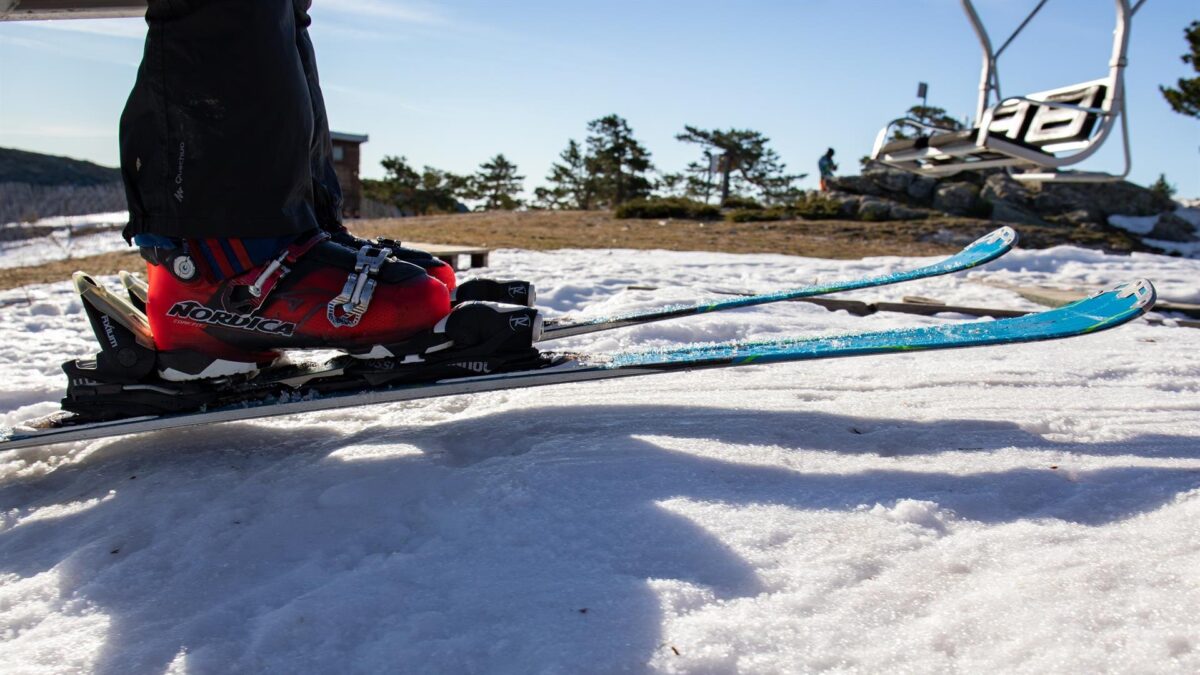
[981,226,1018,249]
[956,226,1017,267]
[1109,278,1155,309]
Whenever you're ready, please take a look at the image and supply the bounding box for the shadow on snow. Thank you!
[0,404,1197,673]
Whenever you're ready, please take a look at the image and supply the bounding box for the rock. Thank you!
[866,167,913,194]
[990,199,1048,226]
[889,203,927,220]
[1030,181,1174,219]
[1173,205,1200,229]
[829,175,882,197]
[836,194,862,218]
[981,173,1032,205]
[1030,186,1082,216]
[1147,212,1199,242]
[932,182,979,216]
[858,198,893,221]
[906,176,938,203]
[1058,208,1101,226]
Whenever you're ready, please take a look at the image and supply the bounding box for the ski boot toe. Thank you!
[451,279,535,307]
[328,229,457,290]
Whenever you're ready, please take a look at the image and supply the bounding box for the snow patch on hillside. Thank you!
[0,211,129,270]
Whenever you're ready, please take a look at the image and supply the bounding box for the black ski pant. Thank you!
[120,0,342,242]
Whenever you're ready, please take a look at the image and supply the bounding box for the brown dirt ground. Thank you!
[0,210,1148,291]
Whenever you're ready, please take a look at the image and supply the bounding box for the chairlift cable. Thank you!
[995,0,1051,59]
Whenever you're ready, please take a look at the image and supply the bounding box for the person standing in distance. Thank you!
[817,148,838,192]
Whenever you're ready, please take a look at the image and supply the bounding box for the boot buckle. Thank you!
[221,231,330,314]
[328,246,392,328]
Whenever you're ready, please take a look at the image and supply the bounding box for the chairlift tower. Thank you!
[871,0,1149,184]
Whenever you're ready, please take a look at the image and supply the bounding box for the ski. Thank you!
[113,227,1016,342]
[0,278,1153,452]
[540,226,1017,340]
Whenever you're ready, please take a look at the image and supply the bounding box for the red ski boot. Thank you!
[59,244,545,420]
[143,233,452,380]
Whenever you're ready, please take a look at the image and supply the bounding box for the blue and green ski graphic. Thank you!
[606,279,1154,369]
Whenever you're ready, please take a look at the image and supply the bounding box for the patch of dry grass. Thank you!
[351,210,998,258]
[0,210,1149,291]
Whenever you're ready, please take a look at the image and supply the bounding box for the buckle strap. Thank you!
[327,245,393,328]
[220,231,330,314]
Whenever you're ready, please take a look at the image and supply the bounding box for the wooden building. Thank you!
[330,131,368,218]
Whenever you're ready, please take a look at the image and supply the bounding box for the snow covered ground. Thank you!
[1,243,1198,673]
[0,212,127,270]
[1109,205,1200,258]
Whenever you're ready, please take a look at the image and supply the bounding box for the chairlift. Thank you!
[0,1,146,20]
[871,0,1148,183]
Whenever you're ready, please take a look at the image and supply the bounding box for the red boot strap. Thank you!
[222,231,330,314]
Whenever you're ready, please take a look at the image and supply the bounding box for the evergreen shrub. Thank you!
[614,197,721,220]
[793,194,843,220]
[726,208,788,223]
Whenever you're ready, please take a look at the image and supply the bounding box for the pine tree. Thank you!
[1161,21,1200,119]
[1149,173,1177,201]
[746,148,806,205]
[536,140,595,209]
[654,172,688,199]
[585,115,654,207]
[675,127,805,205]
[890,105,964,140]
[364,156,467,215]
[469,154,524,211]
[680,149,719,204]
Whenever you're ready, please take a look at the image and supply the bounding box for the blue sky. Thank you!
[1,0,1197,197]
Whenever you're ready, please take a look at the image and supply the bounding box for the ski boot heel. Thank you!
[451,279,535,307]
[62,273,226,419]
[120,270,149,313]
[70,272,157,380]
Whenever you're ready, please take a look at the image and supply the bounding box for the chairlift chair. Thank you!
[0,1,146,20]
[871,0,1147,183]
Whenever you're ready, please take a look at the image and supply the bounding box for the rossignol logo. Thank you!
[167,301,295,336]
[508,285,527,298]
[508,315,530,331]
[451,361,493,374]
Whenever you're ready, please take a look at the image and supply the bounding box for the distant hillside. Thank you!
[0,147,125,224]
[0,147,121,187]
